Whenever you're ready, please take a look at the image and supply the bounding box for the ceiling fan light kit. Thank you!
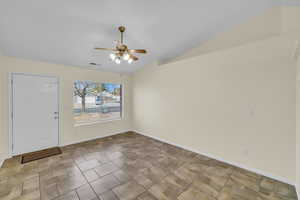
[95,26,147,65]
[109,52,132,64]
[123,53,130,61]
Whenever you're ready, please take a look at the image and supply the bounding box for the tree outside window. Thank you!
[73,81,122,125]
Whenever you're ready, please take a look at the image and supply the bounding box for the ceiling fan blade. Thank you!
[128,49,147,54]
[94,48,117,51]
[130,54,139,61]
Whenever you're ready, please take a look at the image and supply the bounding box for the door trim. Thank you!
[8,73,60,156]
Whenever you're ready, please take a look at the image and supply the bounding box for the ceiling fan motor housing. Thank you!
[117,44,127,52]
[118,26,126,33]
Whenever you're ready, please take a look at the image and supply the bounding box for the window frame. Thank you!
[73,81,124,127]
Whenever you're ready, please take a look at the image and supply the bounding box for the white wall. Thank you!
[0,56,132,162]
[133,36,296,183]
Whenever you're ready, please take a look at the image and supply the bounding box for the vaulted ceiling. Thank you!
[0,0,298,73]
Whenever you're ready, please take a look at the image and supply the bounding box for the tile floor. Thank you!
[0,132,297,200]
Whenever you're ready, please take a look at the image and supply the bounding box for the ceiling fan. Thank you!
[94,26,147,64]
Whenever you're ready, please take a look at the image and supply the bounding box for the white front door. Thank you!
[11,73,59,155]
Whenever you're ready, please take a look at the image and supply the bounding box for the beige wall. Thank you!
[170,7,282,63]
[133,36,296,183]
[297,55,300,193]
[281,7,300,34]
[282,6,300,194]
[170,6,300,65]
[0,56,132,161]
[134,6,300,186]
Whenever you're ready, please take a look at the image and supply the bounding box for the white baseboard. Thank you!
[0,154,12,168]
[133,130,295,186]
[60,129,131,147]
[296,185,300,200]
[0,159,4,168]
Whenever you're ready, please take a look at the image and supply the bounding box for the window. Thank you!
[73,81,122,125]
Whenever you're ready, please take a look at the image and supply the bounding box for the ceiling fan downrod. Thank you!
[119,26,125,44]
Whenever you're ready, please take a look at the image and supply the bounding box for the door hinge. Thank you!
[11,79,13,85]
[11,112,13,118]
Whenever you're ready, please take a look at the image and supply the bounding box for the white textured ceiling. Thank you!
[0,0,296,73]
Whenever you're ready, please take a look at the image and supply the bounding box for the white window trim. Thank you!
[74,117,123,127]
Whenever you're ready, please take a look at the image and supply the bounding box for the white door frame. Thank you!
[8,72,60,156]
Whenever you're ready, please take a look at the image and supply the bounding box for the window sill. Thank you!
[74,118,122,127]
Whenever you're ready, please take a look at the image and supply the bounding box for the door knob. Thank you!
[54,112,59,114]
[54,116,59,119]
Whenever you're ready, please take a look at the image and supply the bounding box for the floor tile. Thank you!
[90,174,120,195]
[133,173,153,189]
[113,169,131,183]
[230,168,261,192]
[148,180,183,200]
[113,181,145,200]
[218,178,263,200]
[98,190,119,200]
[0,132,297,200]
[40,182,60,200]
[83,169,100,182]
[94,162,119,177]
[55,191,79,200]
[76,184,97,200]
[77,159,101,171]
[137,192,158,200]
[177,185,216,200]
